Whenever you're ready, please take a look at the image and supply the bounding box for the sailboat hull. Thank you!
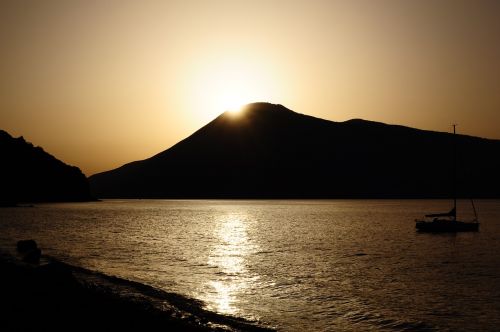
[416,219,479,233]
[414,126,480,233]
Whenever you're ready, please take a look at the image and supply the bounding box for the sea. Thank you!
[1,199,499,331]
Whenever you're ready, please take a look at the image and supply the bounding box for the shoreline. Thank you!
[0,247,273,332]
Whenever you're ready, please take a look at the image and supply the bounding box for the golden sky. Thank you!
[1,0,499,176]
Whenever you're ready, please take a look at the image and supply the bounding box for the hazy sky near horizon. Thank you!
[1,0,499,176]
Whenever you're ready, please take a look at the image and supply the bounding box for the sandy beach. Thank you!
[0,243,273,332]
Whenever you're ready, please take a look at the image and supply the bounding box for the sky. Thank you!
[1,0,499,176]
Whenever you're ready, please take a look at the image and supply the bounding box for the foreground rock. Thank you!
[0,245,273,332]
[16,239,41,263]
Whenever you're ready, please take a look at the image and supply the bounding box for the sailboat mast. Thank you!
[453,124,457,221]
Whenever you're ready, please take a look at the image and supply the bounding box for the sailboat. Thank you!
[415,125,479,232]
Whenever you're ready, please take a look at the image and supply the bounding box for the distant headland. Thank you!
[89,103,500,199]
[0,130,93,205]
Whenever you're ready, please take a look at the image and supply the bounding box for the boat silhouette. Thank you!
[415,125,479,232]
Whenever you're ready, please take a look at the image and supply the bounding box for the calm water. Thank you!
[1,200,500,331]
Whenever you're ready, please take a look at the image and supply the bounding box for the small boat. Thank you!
[415,205,479,232]
[415,125,479,233]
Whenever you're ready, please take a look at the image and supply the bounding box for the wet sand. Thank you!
[0,248,273,332]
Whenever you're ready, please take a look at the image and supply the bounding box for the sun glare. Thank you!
[190,55,281,121]
[210,66,257,113]
[226,106,244,116]
[217,87,248,114]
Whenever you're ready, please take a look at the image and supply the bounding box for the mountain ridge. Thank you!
[0,130,93,204]
[89,103,500,198]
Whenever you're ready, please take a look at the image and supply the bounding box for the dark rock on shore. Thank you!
[16,239,38,253]
[16,239,41,263]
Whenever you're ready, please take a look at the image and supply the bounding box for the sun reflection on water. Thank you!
[206,213,259,315]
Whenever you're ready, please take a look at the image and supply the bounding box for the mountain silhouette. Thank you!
[89,103,500,198]
[0,130,93,204]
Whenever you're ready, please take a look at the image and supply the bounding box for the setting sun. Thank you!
[215,81,252,113]
[187,54,284,122]
[226,105,244,116]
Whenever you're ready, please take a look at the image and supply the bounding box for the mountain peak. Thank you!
[238,102,294,113]
[89,104,500,198]
[218,102,297,122]
[212,102,324,132]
